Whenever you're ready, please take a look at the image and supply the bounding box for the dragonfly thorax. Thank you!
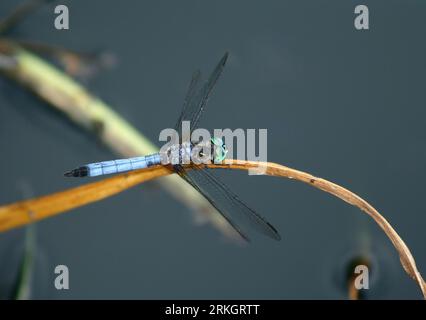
[161,137,227,165]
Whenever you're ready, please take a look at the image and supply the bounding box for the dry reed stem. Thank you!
[0,160,424,298]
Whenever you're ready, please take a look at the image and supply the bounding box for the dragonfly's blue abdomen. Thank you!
[65,153,161,177]
[87,154,161,177]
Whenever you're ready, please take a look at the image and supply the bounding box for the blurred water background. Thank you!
[0,0,425,299]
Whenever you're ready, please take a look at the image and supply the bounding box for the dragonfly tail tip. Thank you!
[64,166,89,177]
[64,170,75,177]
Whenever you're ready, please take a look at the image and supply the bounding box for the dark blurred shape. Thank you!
[345,255,371,300]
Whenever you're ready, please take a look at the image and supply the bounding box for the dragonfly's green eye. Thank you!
[211,137,228,162]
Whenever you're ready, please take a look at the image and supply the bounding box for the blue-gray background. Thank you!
[0,0,425,299]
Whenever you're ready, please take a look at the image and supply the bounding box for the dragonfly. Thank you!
[65,52,281,242]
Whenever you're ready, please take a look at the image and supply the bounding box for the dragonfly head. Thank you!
[211,137,228,163]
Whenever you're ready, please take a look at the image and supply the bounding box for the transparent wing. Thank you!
[174,69,202,132]
[174,52,228,133]
[174,164,281,242]
[174,164,249,242]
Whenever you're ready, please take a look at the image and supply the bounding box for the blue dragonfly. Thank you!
[65,53,281,242]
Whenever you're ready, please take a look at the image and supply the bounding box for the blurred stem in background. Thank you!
[0,0,53,35]
[11,225,35,299]
[345,220,372,300]
[345,255,370,300]
[8,179,38,300]
[0,0,242,241]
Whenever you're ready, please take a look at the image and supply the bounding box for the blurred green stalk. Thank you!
[12,226,35,300]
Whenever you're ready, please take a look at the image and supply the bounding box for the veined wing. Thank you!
[174,164,281,242]
[174,52,228,133]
